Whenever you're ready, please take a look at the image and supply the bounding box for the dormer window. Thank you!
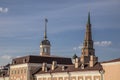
[23,59,27,63]
[81,64,84,69]
[12,61,16,64]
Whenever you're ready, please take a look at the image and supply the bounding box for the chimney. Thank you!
[51,61,57,70]
[80,55,84,64]
[75,58,80,68]
[62,66,65,71]
[89,55,94,67]
[42,63,47,71]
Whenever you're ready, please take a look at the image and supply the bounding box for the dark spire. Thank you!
[85,12,92,41]
[44,18,48,40]
[87,12,91,25]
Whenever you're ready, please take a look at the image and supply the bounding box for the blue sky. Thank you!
[0,0,120,65]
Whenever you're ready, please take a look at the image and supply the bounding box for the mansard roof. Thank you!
[33,62,102,75]
[12,55,72,65]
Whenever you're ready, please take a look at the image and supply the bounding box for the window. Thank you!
[21,69,23,74]
[18,70,19,74]
[44,48,47,53]
[23,59,27,63]
[14,70,16,74]
[11,70,13,74]
[24,69,26,73]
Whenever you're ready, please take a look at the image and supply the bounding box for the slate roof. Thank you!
[33,62,103,75]
[12,55,72,65]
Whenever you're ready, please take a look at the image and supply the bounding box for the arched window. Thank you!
[44,48,47,53]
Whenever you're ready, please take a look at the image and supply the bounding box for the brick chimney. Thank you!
[75,58,80,68]
[51,61,57,70]
[42,62,47,71]
[89,55,94,67]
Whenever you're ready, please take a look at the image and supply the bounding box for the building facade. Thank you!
[102,58,120,80]
[0,64,10,80]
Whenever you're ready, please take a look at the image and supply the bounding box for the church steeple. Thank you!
[83,12,94,54]
[80,12,98,66]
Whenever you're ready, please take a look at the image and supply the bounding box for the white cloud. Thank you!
[74,41,112,50]
[0,7,8,13]
[94,41,112,47]
[73,44,83,51]
[1,55,12,60]
[78,44,83,49]
[73,47,77,50]
[1,55,22,60]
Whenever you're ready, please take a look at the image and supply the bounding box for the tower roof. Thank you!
[72,54,78,59]
[40,39,51,45]
[41,18,50,45]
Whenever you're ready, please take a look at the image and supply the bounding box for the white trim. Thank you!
[10,63,43,68]
[28,63,42,67]
[10,63,28,68]
[70,71,99,74]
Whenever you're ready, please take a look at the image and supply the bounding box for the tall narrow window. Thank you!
[44,48,47,53]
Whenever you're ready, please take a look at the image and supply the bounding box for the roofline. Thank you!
[13,55,71,60]
[34,69,100,75]
[101,58,120,64]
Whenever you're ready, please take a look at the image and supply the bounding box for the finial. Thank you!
[44,18,48,40]
[72,54,78,59]
[87,12,91,25]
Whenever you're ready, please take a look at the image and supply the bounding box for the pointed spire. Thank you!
[44,18,48,40]
[85,12,92,41]
[87,12,91,25]
[82,12,94,55]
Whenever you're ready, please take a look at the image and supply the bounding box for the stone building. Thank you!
[101,58,120,80]
[0,13,119,80]
[0,64,10,80]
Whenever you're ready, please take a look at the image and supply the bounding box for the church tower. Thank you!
[40,18,51,56]
[80,12,98,67]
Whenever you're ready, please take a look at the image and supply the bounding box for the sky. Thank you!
[0,0,120,66]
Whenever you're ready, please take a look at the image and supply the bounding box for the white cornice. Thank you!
[10,63,42,68]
